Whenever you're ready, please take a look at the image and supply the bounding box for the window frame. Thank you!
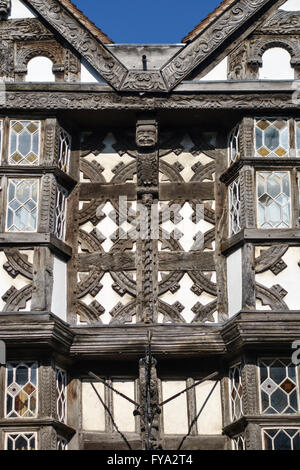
[5,177,40,234]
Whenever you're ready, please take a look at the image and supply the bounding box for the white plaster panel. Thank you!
[162,381,188,435]
[80,272,135,325]
[200,57,228,81]
[81,62,103,83]
[113,380,135,432]
[280,0,300,10]
[83,133,135,183]
[82,381,105,431]
[0,250,32,312]
[159,134,214,183]
[51,255,67,321]
[259,48,294,80]
[158,272,216,324]
[195,380,222,435]
[227,248,242,317]
[9,0,36,18]
[26,57,55,82]
[159,201,214,252]
[255,247,300,310]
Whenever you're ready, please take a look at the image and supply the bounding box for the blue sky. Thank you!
[73,0,221,44]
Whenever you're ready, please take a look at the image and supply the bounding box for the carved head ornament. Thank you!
[0,0,11,19]
[136,121,158,148]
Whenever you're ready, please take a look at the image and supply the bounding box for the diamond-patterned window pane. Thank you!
[6,362,38,418]
[257,172,291,229]
[232,435,246,450]
[58,129,71,173]
[228,125,240,164]
[6,432,37,450]
[9,121,41,165]
[54,186,68,240]
[229,177,241,235]
[229,364,243,422]
[6,179,38,232]
[263,428,300,450]
[259,359,298,415]
[255,119,289,158]
[56,368,67,423]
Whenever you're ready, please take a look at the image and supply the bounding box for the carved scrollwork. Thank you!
[3,248,33,280]
[109,300,136,325]
[256,10,300,35]
[191,299,217,324]
[256,283,289,310]
[2,284,33,312]
[158,299,186,324]
[77,299,105,324]
[255,245,288,275]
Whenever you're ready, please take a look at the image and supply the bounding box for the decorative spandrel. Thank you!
[6,432,37,451]
[263,428,300,450]
[6,362,38,418]
[8,121,41,165]
[255,119,289,158]
[257,171,291,229]
[6,179,38,232]
[259,359,298,415]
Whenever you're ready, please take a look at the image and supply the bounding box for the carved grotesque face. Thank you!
[0,0,11,18]
[136,124,157,148]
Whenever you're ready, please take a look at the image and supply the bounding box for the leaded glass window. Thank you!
[259,359,298,414]
[296,121,300,158]
[54,186,68,240]
[57,436,68,450]
[229,364,243,421]
[58,129,71,173]
[229,178,241,236]
[56,368,67,423]
[229,125,240,164]
[5,432,37,450]
[263,428,300,450]
[9,120,41,165]
[232,435,245,450]
[257,171,291,228]
[255,119,289,158]
[6,362,38,418]
[6,179,39,232]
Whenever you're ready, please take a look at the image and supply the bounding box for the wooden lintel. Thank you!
[79,183,136,200]
[159,182,214,201]
[78,251,215,272]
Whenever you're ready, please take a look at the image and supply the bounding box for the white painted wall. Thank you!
[113,381,135,432]
[82,382,105,431]
[256,247,300,310]
[227,249,242,317]
[26,57,55,82]
[8,0,36,19]
[51,255,67,321]
[162,381,188,435]
[200,57,228,81]
[195,380,222,435]
[280,0,300,10]
[81,61,106,83]
[259,48,294,80]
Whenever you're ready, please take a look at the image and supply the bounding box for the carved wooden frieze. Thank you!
[0,18,54,40]
[162,0,286,89]
[3,91,300,111]
[255,10,300,34]
[22,0,127,89]
[248,36,300,67]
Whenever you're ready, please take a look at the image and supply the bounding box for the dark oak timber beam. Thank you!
[77,251,216,272]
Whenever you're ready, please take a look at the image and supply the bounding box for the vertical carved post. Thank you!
[138,349,162,449]
[31,247,54,311]
[136,116,159,324]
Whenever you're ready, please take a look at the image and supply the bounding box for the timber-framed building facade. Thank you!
[0,0,300,451]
